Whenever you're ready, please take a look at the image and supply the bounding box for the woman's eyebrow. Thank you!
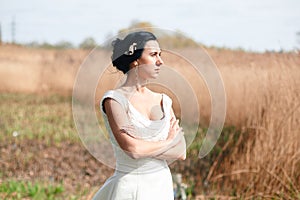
[147,48,161,52]
[149,51,162,55]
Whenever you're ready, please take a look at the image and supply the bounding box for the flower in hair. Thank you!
[124,42,137,55]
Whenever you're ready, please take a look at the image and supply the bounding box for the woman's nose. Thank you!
[156,55,164,66]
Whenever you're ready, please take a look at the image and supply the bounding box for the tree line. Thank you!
[3,21,299,50]
[9,21,201,50]
[25,37,97,50]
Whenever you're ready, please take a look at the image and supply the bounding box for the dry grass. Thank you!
[0,44,88,94]
[206,49,300,198]
[0,44,299,198]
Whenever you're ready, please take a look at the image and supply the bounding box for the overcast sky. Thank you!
[1,0,299,52]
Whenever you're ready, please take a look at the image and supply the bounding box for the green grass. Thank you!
[0,180,64,200]
[0,93,102,199]
[0,93,79,143]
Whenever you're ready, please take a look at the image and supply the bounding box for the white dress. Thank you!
[93,90,174,200]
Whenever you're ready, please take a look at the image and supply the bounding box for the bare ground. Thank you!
[0,139,114,197]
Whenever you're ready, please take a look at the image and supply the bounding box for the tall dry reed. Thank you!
[206,50,300,198]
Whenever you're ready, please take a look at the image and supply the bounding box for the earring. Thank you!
[135,65,140,90]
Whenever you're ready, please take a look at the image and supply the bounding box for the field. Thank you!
[0,44,299,199]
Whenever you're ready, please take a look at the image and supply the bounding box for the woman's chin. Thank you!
[150,75,159,80]
[152,72,160,78]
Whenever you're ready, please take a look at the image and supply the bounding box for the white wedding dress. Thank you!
[92,90,174,200]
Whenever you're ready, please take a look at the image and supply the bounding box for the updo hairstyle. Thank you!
[111,31,157,74]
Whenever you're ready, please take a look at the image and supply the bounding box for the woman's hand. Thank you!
[155,117,186,160]
[166,117,183,144]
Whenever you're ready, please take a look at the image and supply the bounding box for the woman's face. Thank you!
[136,40,164,79]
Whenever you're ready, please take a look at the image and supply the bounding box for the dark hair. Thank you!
[111,31,157,74]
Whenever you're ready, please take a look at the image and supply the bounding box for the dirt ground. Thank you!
[0,139,114,197]
[0,138,201,198]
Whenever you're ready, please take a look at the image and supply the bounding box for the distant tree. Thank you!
[117,21,198,48]
[118,21,154,37]
[54,41,74,49]
[297,31,300,46]
[26,41,40,48]
[25,41,74,49]
[79,37,97,49]
[39,42,56,49]
[159,30,198,48]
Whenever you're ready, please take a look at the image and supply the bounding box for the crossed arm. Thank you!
[103,98,186,160]
[155,108,186,160]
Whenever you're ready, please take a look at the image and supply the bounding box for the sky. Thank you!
[0,0,299,52]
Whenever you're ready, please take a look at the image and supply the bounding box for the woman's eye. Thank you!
[151,52,161,57]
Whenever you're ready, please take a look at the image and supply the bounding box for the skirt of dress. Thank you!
[92,166,174,200]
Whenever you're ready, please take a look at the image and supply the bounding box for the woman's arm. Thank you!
[104,98,181,159]
[154,108,186,160]
[155,134,186,160]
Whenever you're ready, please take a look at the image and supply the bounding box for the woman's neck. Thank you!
[121,70,148,93]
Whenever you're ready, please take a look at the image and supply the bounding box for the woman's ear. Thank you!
[129,60,139,69]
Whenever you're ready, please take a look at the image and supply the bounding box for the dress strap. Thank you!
[162,93,172,112]
[100,90,129,114]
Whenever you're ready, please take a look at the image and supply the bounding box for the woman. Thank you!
[93,31,186,200]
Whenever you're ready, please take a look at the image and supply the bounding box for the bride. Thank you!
[93,31,186,200]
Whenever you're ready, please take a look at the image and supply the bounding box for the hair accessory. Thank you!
[124,43,137,55]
